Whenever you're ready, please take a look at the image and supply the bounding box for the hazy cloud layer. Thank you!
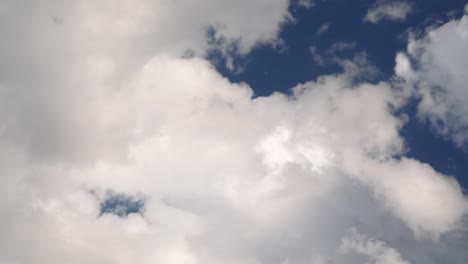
[0,1,467,264]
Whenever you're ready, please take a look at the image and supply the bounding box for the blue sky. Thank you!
[216,0,466,94]
[1,0,468,263]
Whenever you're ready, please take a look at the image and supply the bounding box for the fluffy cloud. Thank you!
[0,1,468,264]
[364,0,413,24]
[0,0,291,94]
[1,54,467,263]
[0,0,292,162]
[395,11,468,146]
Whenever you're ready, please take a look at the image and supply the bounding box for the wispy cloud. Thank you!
[316,22,331,35]
[365,0,414,23]
[309,41,357,66]
[297,0,315,9]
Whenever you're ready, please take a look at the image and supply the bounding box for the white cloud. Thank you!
[309,43,357,67]
[340,230,411,264]
[297,0,315,9]
[395,11,468,146]
[343,156,468,237]
[365,1,414,24]
[330,41,356,52]
[309,46,326,65]
[316,22,331,35]
[0,0,292,162]
[1,54,467,262]
[0,0,291,88]
[0,1,467,263]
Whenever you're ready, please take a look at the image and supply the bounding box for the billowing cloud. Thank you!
[0,1,467,264]
[0,0,292,162]
[1,54,467,262]
[365,0,413,24]
[395,11,468,147]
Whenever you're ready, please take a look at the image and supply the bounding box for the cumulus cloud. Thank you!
[0,1,468,264]
[1,54,467,262]
[395,11,468,147]
[0,0,292,162]
[0,0,291,90]
[365,1,414,24]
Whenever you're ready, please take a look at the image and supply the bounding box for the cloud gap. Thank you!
[98,192,146,218]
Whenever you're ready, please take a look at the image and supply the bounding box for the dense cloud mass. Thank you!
[0,1,468,264]
[396,8,468,147]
